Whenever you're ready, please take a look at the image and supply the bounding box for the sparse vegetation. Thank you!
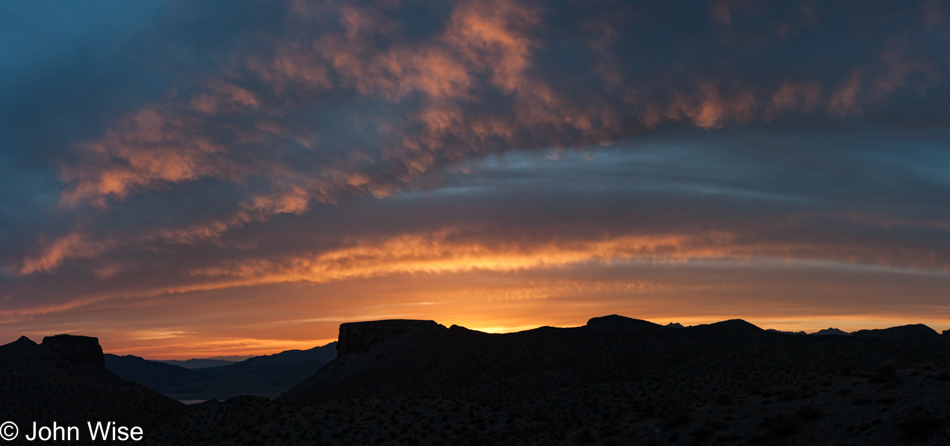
[767,414,800,437]
[870,361,898,383]
[796,404,823,422]
[9,318,950,445]
[897,407,944,439]
[660,402,692,427]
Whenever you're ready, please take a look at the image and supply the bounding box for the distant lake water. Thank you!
[179,400,207,405]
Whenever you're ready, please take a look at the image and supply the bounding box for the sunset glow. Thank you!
[3,0,950,359]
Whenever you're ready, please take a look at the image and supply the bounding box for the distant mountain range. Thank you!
[6,316,950,444]
[813,327,850,336]
[160,358,245,369]
[176,316,950,444]
[677,324,942,337]
[105,343,337,400]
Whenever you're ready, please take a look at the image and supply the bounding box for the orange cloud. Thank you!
[764,81,822,119]
[53,0,949,245]
[827,71,863,115]
[9,257,950,359]
[635,83,758,129]
[183,226,950,292]
[445,0,541,93]
[58,106,240,207]
[19,232,110,276]
[188,231,725,286]
[190,82,261,114]
[9,0,950,359]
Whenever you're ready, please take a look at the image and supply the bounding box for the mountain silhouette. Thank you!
[0,335,183,441]
[283,316,950,405]
[9,317,950,445]
[811,327,851,336]
[105,342,337,400]
[852,324,943,340]
[160,358,238,369]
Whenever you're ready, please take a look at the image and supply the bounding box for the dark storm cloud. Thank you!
[2,0,950,326]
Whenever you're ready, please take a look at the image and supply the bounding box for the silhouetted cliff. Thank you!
[283,316,950,406]
[152,316,950,445]
[337,320,446,355]
[0,334,184,441]
[41,334,106,368]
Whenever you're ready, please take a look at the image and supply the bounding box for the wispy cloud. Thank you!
[55,0,948,215]
[18,232,111,275]
[3,0,950,356]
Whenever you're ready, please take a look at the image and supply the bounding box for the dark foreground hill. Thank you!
[105,342,337,400]
[145,316,950,445]
[283,316,950,404]
[8,316,950,445]
[0,335,184,444]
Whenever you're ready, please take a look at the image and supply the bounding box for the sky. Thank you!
[2,0,950,359]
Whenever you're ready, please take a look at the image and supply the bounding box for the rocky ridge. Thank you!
[151,316,950,445]
[0,334,184,444]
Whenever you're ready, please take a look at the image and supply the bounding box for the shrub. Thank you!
[870,361,898,383]
[660,402,692,427]
[897,408,943,439]
[714,392,734,406]
[576,427,594,444]
[768,414,800,437]
[797,405,823,422]
[742,381,763,395]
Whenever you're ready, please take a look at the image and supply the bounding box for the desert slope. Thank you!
[0,335,184,443]
[8,316,950,445]
[282,315,950,405]
[145,316,950,445]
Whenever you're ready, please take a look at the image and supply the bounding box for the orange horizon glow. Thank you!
[49,312,950,361]
[5,230,950,359]
[4,1,950,364]
[9,288,950,360]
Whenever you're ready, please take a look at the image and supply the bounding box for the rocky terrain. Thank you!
[149,316,950,445]
[0,335,184,445]
[285,317,950,405]
[5,316,950,445]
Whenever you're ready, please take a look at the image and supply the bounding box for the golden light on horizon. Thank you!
[3,0,950,364]
[7,252,949,359]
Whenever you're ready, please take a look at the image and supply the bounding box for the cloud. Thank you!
[18,232,110,276]
[186,225,950,294]
[53,0,950,216]
[4,0,950,356]
[188,230,732,285]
